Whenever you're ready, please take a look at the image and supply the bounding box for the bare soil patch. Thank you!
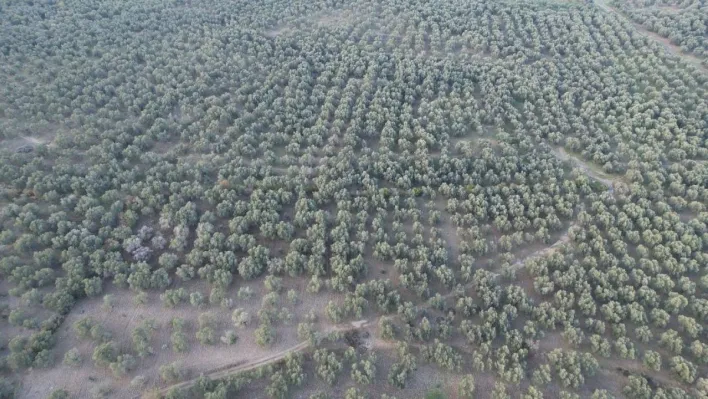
[18,280,342,399]
[0,130,57,152]
[316,9,357,28]
[552,146,619,189]
[0,117,63,149]
[598,357,689,393]
[265,8,362,38]
[265,26,295,38]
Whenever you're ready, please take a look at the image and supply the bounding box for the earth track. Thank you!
[154,341,310,397]
[154,321,372,397]
[594,0,707,73]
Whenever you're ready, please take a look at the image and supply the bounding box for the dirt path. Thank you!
[597,357,690,394]
[551,147,617,190]
[506,225,573,274]
[154,341,310,397]
[20,135,45,145]
[594,0,707,73]
[429,219,577,303]
[155,320,372,397]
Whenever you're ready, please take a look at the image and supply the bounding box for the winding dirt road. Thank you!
[594,0,707,73]
[551,147,617,190]
[155,320,372,397]
[507,226,573,274]
[155,341,310,396]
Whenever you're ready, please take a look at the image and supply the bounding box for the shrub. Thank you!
[159,361,185,383]
[63,348,81,367]
[221,330,238,345]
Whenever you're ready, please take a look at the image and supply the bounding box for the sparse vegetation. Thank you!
[196,312,217,345]
[170,317,190,353]
[159,361,185,383]
[314,349,343,385]
[220,330,238,346]
[62,348,81,367]
[612,0,708,62]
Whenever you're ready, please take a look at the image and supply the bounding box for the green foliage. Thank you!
[297,322,317,345]
[264,275,283,293]
[161,288,188,308]
[546,349,598,389]
[378,317,396,340]
[286,289,298,305]
[101,294,116,311]
[90,384,112,399]
[351,353,377,385]
[416,317,433,341]
[590,389,614,399]
[237,287,254,300]
[643,350,661,371]
[209,287,226,306]
[220,330,238,345]
[283,352,306,387]
[254,323,276,347]
[133,291,148,306]
[265,371,288,399]
[623,375,652,399]
[190,291,205,308]
[522,386,544,399]
[0,378,14,399]
[8,309,38,329]
[232,308,252,328]
[619,0,708,59]
[669,356,696,384]
[109,353,137,377]
[171,318,190,353]
[92,341,118,367]
[0,0,707,395]
[325,300,343,323]
[425,389,445,399]
[388,343,417,389]
[491,382,509,399]
[345,387,367,399]
[73,317,96,340]
[48,389,70,399]
[63,348,81,367]
[422,339,462,371]
[132,319,157,357]
[159,361,185,383]
[314,349,342,385]
[130,375,147,390]
[458,375,475,398]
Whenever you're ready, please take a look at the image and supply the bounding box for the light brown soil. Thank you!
[552,146,619,189]
[0,134,52,152]
[316,10,356,28]
[598,356,690,393]
[265,26,294,38]
[595,0,707,73]
[265,8,361,38]
[0,117,62,151]
[158,319,373,395]
[158,341,311,395]
[17,280,342,399]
